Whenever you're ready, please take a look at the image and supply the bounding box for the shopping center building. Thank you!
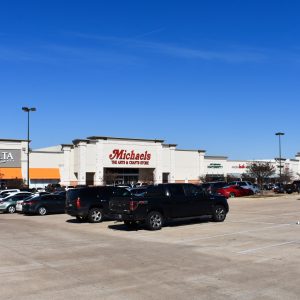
[1,136,299,188]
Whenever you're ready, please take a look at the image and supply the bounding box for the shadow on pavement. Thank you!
[108,216,211,232]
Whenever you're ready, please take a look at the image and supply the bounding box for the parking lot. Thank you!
[0,194,300,300]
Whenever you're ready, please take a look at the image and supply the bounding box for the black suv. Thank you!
[66,186,130,223]
[109,183,229,230]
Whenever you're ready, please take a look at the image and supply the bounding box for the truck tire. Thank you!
[88,208,103,223]
[212,205,227,222]
[146,211,163,230]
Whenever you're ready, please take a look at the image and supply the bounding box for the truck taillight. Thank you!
[76,197,81,208]
[129,201,139,211]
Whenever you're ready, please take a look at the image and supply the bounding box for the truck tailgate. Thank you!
[109,197,132,213]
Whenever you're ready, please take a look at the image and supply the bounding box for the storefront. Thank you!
[1,136,300,188]
[0,139,62,189]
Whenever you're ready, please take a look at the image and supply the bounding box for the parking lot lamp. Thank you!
[275,132,285,183]
[22,107,36,187]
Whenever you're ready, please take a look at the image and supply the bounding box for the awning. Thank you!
[0,168,22,179]
[29,168,60,179]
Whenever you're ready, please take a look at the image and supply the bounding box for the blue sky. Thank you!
[0,0,299,160]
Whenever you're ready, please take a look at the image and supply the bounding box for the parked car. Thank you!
[216,185,254,198]
[263,183,275,191]
[292,181,300,193]
[201,181,228,195]
[66,186,131,223]
[109,183,229,230]
[274,183,285,193]
[0,189,20,198]
[16,192,50,213]
[22,193,66,215]
[284,184,298,194]
[252,184,261,194]
[228,181,258,193]
[0,192,33,213]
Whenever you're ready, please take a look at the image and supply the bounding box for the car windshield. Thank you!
[24,195,39,201]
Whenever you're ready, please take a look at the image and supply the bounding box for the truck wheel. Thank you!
[146,211,163,230]
[212,205,227,222]
[88,208,103,223]
[7,205,16,214]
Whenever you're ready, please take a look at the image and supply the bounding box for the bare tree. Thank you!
[246,162,276,190]
[281,169,294,184]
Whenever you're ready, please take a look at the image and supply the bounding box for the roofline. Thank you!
[176,149,206,153]
[72,139,91,145]
[31,150,63,154]
[162,143,177,148]
[205,156,228,159]
[87,136,164,143]
[0,138,28,142]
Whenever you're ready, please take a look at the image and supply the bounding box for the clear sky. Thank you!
[0,0,299,160]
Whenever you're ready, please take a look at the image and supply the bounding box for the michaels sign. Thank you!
[0,150,21,167]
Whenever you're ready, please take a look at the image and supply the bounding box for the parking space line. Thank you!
[238,240,299,254]
[176,223,292,244]
[227,220,278,225]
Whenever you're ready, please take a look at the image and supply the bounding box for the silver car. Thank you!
[0,192,33,214]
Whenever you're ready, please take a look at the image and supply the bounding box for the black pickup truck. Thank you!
[109,183,229,230]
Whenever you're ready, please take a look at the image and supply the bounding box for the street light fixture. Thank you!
[275,132,285,182]
[22,107,36,187]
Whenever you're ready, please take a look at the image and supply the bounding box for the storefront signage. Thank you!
[109,149,152,166]
[232,164,248,169]
[208,163,223,169]
[0,150,21,167]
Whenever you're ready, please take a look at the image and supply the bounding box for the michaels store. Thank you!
[61,136,300,186]
[1,136,300,188]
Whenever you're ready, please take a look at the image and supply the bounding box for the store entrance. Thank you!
[104,168,154,186]
[104,168,139,185]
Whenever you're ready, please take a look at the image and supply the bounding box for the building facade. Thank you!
[1,137,299,188]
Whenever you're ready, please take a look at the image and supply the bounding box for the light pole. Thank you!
[22,107,36,188]
[275,132,285,182]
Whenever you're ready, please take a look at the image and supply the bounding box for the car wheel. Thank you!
[88,208,103,223]
[212,205,227,222]
[38,206,47,216]
[7,206,16,214]
[146,211,163,230]
[229,192,235,198]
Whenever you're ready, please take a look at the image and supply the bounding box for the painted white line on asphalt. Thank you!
[227,220,277,225]
[176,223,292,244]
[238,240,299,254]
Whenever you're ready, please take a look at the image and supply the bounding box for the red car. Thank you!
[216,185,254,198]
